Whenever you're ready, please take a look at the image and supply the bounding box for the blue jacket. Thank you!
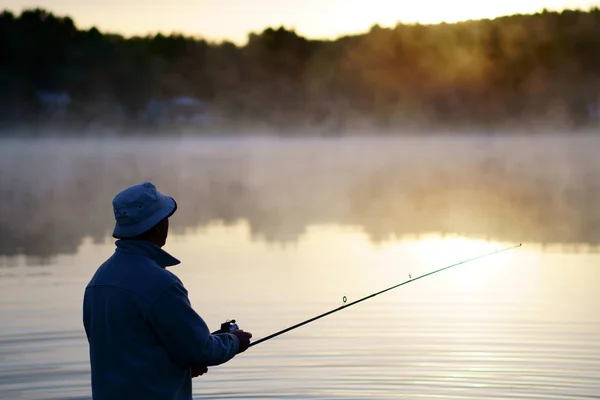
[83,239,240,400]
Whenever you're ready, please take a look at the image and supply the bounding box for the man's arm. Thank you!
[148,282,240,368]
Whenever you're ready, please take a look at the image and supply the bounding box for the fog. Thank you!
[1,133,599,262]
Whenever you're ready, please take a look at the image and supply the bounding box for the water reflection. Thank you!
[1,135,599,260]
[0,223,598,399]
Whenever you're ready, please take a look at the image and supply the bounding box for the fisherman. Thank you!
[83,182,252,400]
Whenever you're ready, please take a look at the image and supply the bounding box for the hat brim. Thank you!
[112,194,177,239]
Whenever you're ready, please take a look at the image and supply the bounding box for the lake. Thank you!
[0,135,599,399]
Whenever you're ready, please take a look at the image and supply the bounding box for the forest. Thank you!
[1,8,600,135]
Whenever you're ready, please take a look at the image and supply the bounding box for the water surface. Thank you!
[0,135,599,399]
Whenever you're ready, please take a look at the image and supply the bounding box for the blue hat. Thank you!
[112,182,177,238]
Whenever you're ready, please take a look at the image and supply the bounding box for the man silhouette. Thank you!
[83,182,252,399]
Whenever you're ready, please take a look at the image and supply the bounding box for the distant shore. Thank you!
[2,8,600,136]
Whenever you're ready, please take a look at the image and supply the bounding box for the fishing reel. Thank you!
[211,319,239,335]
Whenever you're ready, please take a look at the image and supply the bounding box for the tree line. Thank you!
[1,7,600,135]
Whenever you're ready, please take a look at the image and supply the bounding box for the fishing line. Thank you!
[247,243,522,348]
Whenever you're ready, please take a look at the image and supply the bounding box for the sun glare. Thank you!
[317,0,567,39]
[404,235,513,290]
[380,0,553,25]
[415,236,502,264]
[15,0,597,44]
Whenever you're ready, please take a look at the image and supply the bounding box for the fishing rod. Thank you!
[217,243,522,348]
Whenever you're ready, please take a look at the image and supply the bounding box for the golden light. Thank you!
[408,235,515,291]
[28,0,597,47]
[373,0,554,25]
[304,0,563,40]
[415,235,502,263]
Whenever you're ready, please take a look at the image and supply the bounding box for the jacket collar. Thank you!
[115,239,181,268]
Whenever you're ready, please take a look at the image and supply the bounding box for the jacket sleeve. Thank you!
[148,282,240,368]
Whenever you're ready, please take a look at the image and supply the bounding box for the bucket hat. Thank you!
[112,182,177,238]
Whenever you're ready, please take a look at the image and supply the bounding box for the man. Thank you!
[83,182,252,400]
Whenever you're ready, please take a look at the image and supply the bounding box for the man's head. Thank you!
[111,182,177,247]
[133,216,170,247]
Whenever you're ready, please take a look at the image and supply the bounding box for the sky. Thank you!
[4,0,600,44]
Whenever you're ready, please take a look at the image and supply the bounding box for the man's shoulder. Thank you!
[87,251,183,300]
[86,253,116,287]
[154,266,183,288]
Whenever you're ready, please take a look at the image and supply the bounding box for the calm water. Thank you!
[1,135,599,399]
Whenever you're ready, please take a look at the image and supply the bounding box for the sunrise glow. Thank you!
[3,0,599,43]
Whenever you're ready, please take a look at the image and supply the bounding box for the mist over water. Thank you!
[3,7,600,399]
[1,133,599,262]
[1,133,600,399]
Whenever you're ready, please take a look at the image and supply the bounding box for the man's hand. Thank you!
[191,366,208,378]
[230,329,252,353]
